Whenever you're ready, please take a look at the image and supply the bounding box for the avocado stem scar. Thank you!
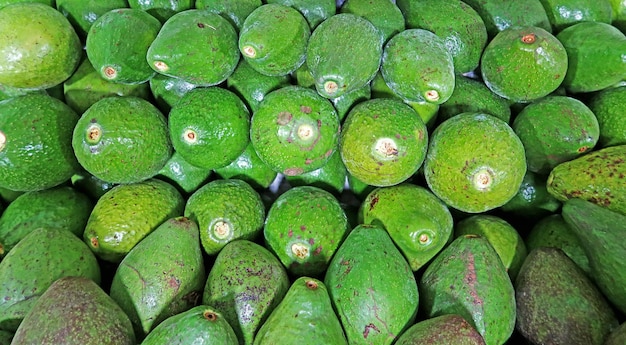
[242,45,257,58]
[213,220,231,240]
[0,130,6,152]
[297,123,314,140]
[305,280,318,290]
[203,310,218,321]
[153,61,169,72]
[323,80,338,96]
[419,233,430,244]
[102,66,118,80]
[86,124,102,144]
[291,242,310,260]
[521,33,536,44]
[375,138,398,157]
[472,168,494,190]
[425,90,440,102]
[183,129,198,144]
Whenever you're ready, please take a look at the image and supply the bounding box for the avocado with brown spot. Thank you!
[395,314,486,345]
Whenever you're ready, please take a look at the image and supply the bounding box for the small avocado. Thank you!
[538,0,613,31]
[0,227,101,332]
[285,150,348,195]
[128,0,193,23]
[253,277,347,345]
[306,13,383,99]
[462,0,552,38]
[556,21,626,93]
[381,28,455,104]
[264,185,350,277]
[146,10,240,86]
[325,223,419,345]
[148,73,198,114]
[213,142,278,191]
[547,144,626,215]
[0,93,81,192]
[266,0,335,29]
[340,0,405,43]
[203,240,290,345]
[156,151,213,196]
[420,234,516,345]
[140,305,239,345]
[10,277,135,345]
[499,170,562,218]
[394,314,486,345]
[83,178,185,263]
[226,59,292,113]
[515,247,618,345]
[56,0,130,41]
[109,217,205,339]
[561,198,626,315]
[0,186,92,258]
[86,8,161,84]
[195,0,262,31]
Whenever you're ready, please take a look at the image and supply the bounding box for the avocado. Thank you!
[10,276,135,345]
[203,240,290,345]
[359,183,454,272]
[239,4,310,77]
[146,10,240,86]
[226,59,292,113]
[109,216,205,338]
[330,83,371,122]
[538,0,613,31]
[213,142,278,191]
[0,330,11,345]
[340,0,405,43]
[325,223,419,345]
[0,227,101,332]
[556,21,626,93]
[525,213,590,276]
[512,95,599,174]
[588,86,626,147]
[86,8,161,84]
[0,2,82,90]
[250,85,340,176]
[72,96,172,184]
[0,186,92,258]
[397,0,488,74]
[140,305,239,345]
[462,0,552,38]
[561,198,626,314]
[306,13,383,99]
[515,247,618,345]
[0,93,81,192]
[547,145,626,215]
[156,151,213,196]
[70,169,117,201]
[605,322,626,345]
[437,75,511,124]
[184,179,266,255]
[285,150,348,195]
[195,0,262,31]
[56,0,130,40]
[63,57,152,115]
[420,235,516,345]
[264,185,350,277]
[83,178,185,263]
[128,0,192,23]
[266,0,335,29]
[253,277,347,345]
[394,314,486,345]
[381,28,455,104]
[499,170,561,218]
[148,73,198,114]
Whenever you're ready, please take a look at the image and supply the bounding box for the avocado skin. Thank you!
[419,235,516,345]
[140,305,239,345]
[605,322,626,345]
[547,145,626,216]
[514,246,618,345]
[253,277,347,345]
[394,314,486,345]
[325,224,419,345]
[10,276,135,345]
[109,216,205,339]
[203,240,290,345]
[562,198,626,315]
[0,227,101,332]
[0,186,92,258]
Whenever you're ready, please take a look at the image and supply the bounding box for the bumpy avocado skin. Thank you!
[515,246,618,345]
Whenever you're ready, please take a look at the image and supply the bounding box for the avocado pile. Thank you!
[0,0,626,344]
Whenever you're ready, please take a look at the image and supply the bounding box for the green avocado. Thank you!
[306,13,383,99]
[395,314,486,345]
[538,0,613,31]
[556,21,626,94]
[148,73,198,114]
[226,59,292,113]
[203,240,290,345]
[515,246,618,345]
[562,198,626,315]
[109,216,205,338]
[0,227,101,332]
[83,178,185,263]
[397,0,488,74]
[0,186,92,258]
[156,151,212,196]
[140,305,239,345]
[264,185,350,277]
[381,28,455,104]
[253,277,347,345]
[238,4,310,77]
[547,144,626,215]
[588,86,626,147]
[285,150,348,195]
[605,322,626,345]
[0,93,81,192]
[462,0,552,38]
[146,10,240,86]
[340,0,405,43]
[213,142,278,190]
[10,277,135,345]
[420,234,516,345]
[56,0,130,40]
[325,223,419,345]
[86,8,161,84]
[195,0,262,31]
[266,0,335,29]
